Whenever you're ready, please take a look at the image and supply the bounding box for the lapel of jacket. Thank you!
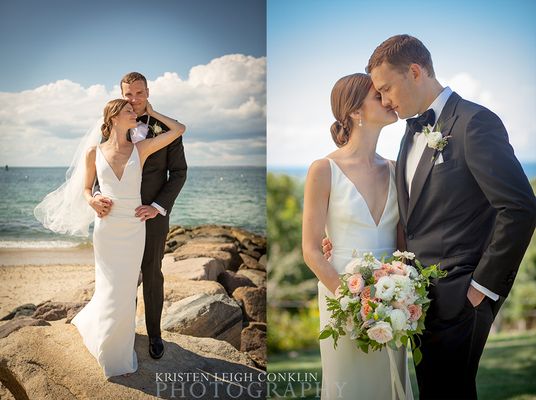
[406,92,461,222]
[396,125,412,226]
[145,116,155,139]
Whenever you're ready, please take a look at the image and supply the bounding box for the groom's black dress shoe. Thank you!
[149,336,164,359]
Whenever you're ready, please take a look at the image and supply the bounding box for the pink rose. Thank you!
[367,321,393,344]
[388,261,407,276]
[373,268,389,282]
[347,273,364,295]
[360,286,371,301]
[360,301,373,320]
[407,304,423,321]
[391,300,408,310]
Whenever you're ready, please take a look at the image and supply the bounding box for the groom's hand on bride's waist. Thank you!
[322,237,332,259]
[135,205,159,222]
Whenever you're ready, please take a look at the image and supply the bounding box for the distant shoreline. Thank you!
[268,161,536,181]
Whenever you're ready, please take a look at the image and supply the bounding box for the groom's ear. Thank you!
[146,86,150,98]
[409,64,423,81]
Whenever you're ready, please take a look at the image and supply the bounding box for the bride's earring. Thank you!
[358,117,363,127]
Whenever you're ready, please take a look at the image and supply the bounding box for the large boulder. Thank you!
[232,287,266,323]
[164,277,227,303]
[190,225,237,240]
[161,293,243,348]
[161,257,225,281]
[170,242,242,271]
[0,318,50,339]
[258,254,267,269]
[164,233,191,253]
[0,304,37,321]
[0,323,265,400]
[230,227,266,250]
[238,253,265,272]
[236,269,266,288]
[32,301,86,322]
[240,322,267,370]
[217,271,256,296]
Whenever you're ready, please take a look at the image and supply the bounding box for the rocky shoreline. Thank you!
[0,224,267,400]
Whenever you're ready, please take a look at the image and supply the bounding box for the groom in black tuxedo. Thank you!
[365,35,536,399]
[92,72,187,359]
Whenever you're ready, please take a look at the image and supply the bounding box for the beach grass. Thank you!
[267,330,536,399]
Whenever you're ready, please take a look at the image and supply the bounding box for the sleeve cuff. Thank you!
[151,202,167,216]
[471,279,500,301]
[93,191,101,197]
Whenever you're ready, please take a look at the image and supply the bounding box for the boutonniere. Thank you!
[149,122,163,136]
[420,123,451,162]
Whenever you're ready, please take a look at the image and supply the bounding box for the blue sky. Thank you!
[0,0,266,91]
[267,0,536,167]
[0,0,266,166]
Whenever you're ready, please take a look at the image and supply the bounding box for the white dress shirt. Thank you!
[404,86,499,302]
[405,86,452,194]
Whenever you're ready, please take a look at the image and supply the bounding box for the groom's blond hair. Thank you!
[120,72,148,93]
[366,34,435,78]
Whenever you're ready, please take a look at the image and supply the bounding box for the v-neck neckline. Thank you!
[98,145,136,182]
[328,158,392,227]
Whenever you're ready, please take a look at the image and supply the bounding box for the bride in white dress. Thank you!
[302,73,413,399]
[36,99,185,378]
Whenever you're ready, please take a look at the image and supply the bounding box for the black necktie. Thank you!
[406,109,435,135]
[136,115,149,124]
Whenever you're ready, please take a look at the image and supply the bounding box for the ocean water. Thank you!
[0,166,265,248]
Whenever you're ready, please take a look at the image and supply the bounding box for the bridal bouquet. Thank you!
[319,251,446,364]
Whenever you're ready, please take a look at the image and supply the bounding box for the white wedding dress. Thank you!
[72,145,144,378]
[318,158,413,399]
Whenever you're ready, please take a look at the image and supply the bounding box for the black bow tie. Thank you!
[136,115,149,123]
[407,108,435,134]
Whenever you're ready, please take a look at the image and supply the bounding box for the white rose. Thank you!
[426,131,443,148]
[389,309,408,332]
[375,276,396,301]
[367,321,393,344]
[340,296,351,311]
[344,257,363,274]
[405,265,419,279]
[391,274,412,299]
[393,250,403,258]
[152,123,163,134]
[391,274,411,289]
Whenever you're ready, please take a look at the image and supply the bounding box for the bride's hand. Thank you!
[89,195,113,218]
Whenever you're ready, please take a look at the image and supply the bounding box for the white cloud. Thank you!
[0,54,266,166]
[443,72,535,162]
[187,137,266,166]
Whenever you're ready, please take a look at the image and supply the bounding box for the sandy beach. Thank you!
[0,247,95,317]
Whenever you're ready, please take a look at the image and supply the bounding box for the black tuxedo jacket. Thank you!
[94,116,187,236]
[396,92,536,320]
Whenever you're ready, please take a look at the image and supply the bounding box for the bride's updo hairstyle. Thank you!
[330,73,372,147]
[101,99,130,139]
